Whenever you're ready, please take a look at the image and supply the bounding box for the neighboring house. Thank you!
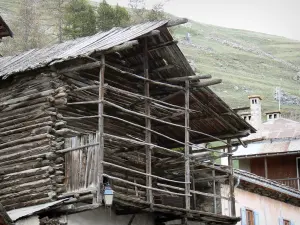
[0,16,12,40]
[221,95,300,225]
[0,20,254,225]
[222,170,299,225]
[234,96,300,190]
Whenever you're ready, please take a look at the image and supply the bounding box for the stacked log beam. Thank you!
[0,72,67,210]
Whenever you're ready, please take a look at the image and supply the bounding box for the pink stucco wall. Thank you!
[222,185,300,224]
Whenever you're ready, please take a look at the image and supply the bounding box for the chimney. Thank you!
[248,95,262,131]
[266,111,281,121]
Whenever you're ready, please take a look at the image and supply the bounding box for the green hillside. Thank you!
[173,21,300,119]
[1,0,300,119]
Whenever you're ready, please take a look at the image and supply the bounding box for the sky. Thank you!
[94,0,300,41]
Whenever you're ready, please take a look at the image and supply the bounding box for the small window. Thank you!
[243,116,247,120]
[246,209,255,225]
[274,114,277,119]
[252,99,255,104]
[283,219,291,225]
[255,99,258,104]
[269,114,272,119]
[248,116,251,120]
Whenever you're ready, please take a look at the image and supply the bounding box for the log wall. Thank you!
[0,72,67,210]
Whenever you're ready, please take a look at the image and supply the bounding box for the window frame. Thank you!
[246,209,255,225]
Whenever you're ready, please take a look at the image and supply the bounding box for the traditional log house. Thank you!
[0,20,255,225]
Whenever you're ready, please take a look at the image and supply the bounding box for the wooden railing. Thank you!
[274,178,299,190]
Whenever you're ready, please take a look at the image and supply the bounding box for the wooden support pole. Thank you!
[144,37,153,207]
[96,54,105,204]
[264,157,268,179]
[212,161,217,214]
[184,80,191,210]
[227,139,235,217]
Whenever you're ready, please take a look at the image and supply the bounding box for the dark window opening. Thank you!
[248,116,251,120]
[283,219,291,225]
[274,114,277,119]
[269,114,272,119]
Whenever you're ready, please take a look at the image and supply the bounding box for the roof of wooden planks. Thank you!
[0,16,13,39]
[0,20,255,144]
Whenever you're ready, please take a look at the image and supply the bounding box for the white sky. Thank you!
[94,0,300,41]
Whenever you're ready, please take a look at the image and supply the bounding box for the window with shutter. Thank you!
[283,220,291,225]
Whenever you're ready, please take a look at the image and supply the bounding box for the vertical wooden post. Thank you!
[144,37,153,207]
[96,54,105,204]
[212,160,217,214]
[264,157,268,178]
[227,139,235,216]
[185,80,191,210]
[192,172,197,210]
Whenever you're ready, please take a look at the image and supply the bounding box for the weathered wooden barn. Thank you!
[0,20,254,225]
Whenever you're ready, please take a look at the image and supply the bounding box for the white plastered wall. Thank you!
[222,185,300,225]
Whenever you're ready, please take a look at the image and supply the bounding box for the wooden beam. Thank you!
[227,139,236,217]
[102,161,187,184]
[184,80,191,210]
[212,162,217,214]
[144,37,153,207]
[152,65,174,73]
[194,175,228,183]
[166,75,212,83]
[105,63,184,90]
[103,174,190,197]
[166,18,189,27]
[191,79,222,88]
[148,40,178,52]
[58,61,102,73]
[105,40,139,54]
[140,30,160,38]
[96,54,105,204]
[264,157,268,179]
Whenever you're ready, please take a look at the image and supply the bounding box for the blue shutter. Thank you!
[241,207,247,225]
[254,211,259,225]
[278,217,283,225]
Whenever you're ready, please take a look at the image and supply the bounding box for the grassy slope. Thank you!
[173,21,300,118]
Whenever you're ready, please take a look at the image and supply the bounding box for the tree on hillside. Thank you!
[146,2,167,21]
[97,1,130,31]
[128,0,169,24]
[114,4,130,27]
[96,0,115,31]
[0,0,50,55]
[63,0,96,39]
[41,0,70,43]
